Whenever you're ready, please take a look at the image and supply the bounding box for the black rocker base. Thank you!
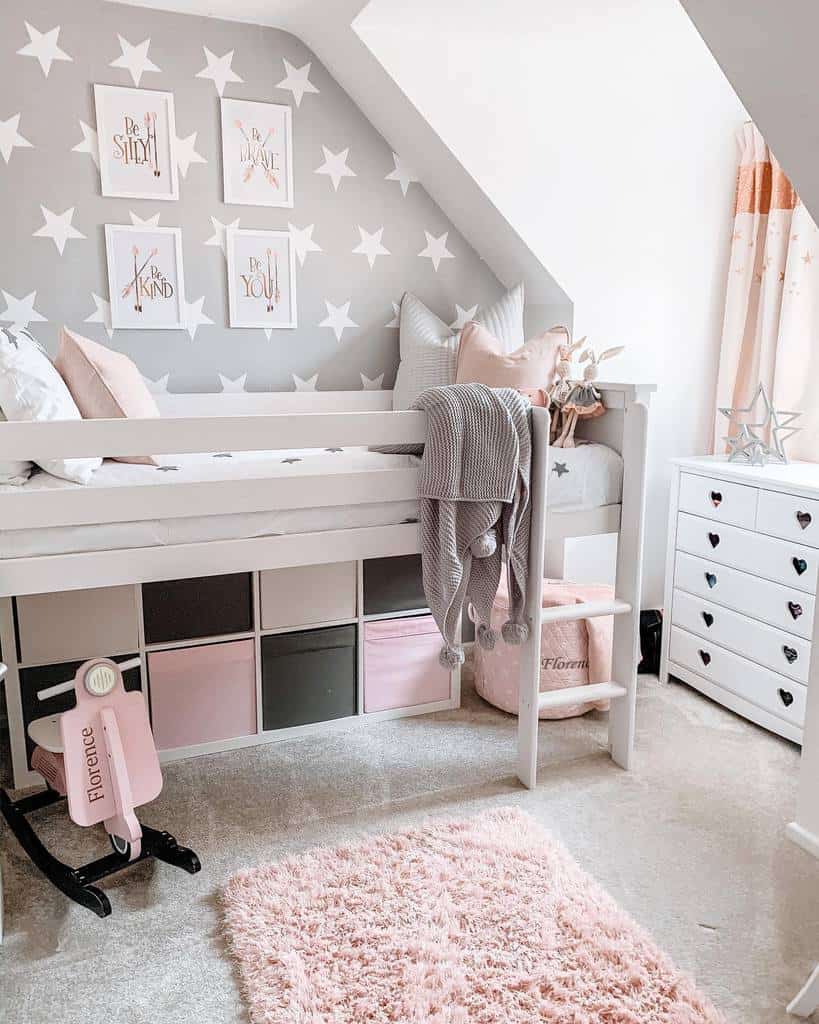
[0,787,201,919]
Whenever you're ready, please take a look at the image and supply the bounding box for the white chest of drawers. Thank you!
[660,456,819,743]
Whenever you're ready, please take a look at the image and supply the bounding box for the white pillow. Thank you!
[0,327,102,485]
[391,283,525,410]
[0,408,32,486]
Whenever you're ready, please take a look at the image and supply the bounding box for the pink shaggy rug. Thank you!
[223,808,725,1023]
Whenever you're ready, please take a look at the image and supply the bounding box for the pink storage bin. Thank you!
[148,639,256,751]
[363,615,452,713]
[473,579,614,720]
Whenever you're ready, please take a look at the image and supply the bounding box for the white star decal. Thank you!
[0,290,46,332]
[0,114,32,165]
[419,230,455,272]
[143,374,170,395]
[175,131,207,178]
[385,152,419,196]
[17,22,72,77]
[109,35,160,87]
[183,296,214,340]
[129,210,161,227]
[205,216,240,259]
[33,206,85,255]
[352,226,390,269]
[261,328,273,341]
[276,59,319,107]
[71,120,99,169]
[319,300,357,342]
[450,303,478,330]
[218,373,248,393]
[293,373,318,392]
[85,293,114,340]
[360,372,385,391]
[315,146,355,192]
[196,47,242,97]
[385,301,401,329]
[288,223,323,266]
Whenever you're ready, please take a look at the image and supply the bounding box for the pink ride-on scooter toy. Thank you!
[0,657,200,919]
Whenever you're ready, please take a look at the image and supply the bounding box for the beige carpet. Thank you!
[1,672,817,1023]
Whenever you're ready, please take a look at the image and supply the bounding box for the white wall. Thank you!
[356,0,747,607]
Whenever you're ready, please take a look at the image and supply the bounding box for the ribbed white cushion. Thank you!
[392,284,525,410]
[392,293,459,411]
[479,282,525,354]
[0,327,101,485]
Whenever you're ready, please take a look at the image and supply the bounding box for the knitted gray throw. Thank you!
[411,383,532,667]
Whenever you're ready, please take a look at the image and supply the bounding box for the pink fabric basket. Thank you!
[363,615,451,713]
[473,579,614,720]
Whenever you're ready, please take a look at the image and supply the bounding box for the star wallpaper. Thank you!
[0,0,504,393]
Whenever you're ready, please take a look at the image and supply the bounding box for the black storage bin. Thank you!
[142,573,253,645]
[20,655,141,767]
[261,625,356,731]
[363,554,426,615]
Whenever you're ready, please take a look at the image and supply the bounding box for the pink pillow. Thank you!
[456,321,565,396]
[55,327,160,465]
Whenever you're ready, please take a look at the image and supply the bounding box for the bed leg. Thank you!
[608,396,649,769]
[517,406,550,788]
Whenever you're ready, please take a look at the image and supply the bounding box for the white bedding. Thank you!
[0,443,622,559]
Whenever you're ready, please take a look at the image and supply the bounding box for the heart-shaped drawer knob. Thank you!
[710,490,722,507]
[705,572,717,589]
[708,532,720,548]
[699,650,711,666]
[702,611,714,627]
[797,511,812,530]
[788,601,803,620]
[783,645,798,664]
[793,557,808,576]
[778,688,794,708]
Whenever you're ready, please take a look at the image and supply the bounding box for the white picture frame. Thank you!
[105,224,187,330]
[226,228,297,329]
[220,98,294,208]
[94,84,179,201]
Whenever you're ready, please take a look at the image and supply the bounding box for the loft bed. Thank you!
[0,382,652,793]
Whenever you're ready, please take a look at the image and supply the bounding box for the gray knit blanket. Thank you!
[411,384,532,666]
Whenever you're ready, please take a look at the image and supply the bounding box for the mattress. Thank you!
[0,442,622,559]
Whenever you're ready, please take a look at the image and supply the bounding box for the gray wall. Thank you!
[0,0,504,392]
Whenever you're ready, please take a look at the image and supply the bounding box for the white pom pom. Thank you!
[470,529,497,559]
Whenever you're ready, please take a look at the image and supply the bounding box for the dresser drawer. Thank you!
[678,472,757,528]
[669,625,806,727]
[676,513,818,594]
[757,489,819,549]
[671,588,810,684]
[674,552,814,639]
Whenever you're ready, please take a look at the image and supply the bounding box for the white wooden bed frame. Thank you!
[0,382,652,796]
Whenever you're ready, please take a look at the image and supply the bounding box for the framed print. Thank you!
[226,228,297,329]
[221,98,294,208]
[105,224,186,330]
[94,84,179,201]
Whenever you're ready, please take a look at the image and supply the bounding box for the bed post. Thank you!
[608,387,650,768]
[517,405,550,788]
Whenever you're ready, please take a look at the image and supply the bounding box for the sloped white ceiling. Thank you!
[681,0,819,222]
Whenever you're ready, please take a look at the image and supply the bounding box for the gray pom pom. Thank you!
[502,620,529,645]
[439,645,465,669]
[476,624,497,650]
[470,530,497,559]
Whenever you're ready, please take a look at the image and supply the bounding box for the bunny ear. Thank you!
[570,335,587,352]
[579,350,593,363]
[599,346,625,361]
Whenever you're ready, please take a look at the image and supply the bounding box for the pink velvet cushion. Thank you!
[55,327,160,465]
[455,321,565,394]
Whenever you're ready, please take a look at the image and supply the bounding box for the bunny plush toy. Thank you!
[553,343,625,448]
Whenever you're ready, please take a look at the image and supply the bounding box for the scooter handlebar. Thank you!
[37,656,142,701]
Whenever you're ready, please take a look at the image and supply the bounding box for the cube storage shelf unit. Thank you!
[2,553,458,788]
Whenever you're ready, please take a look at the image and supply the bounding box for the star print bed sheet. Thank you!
[0,443,622,559]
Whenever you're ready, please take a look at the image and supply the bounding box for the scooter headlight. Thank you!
[84,663,118,697]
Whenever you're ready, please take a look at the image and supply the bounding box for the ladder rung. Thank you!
[540,599,631,625]
[537,681,627,711]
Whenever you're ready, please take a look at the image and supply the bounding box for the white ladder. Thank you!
[517,397,650,789]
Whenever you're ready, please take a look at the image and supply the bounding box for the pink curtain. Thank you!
[714,123,819,459]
